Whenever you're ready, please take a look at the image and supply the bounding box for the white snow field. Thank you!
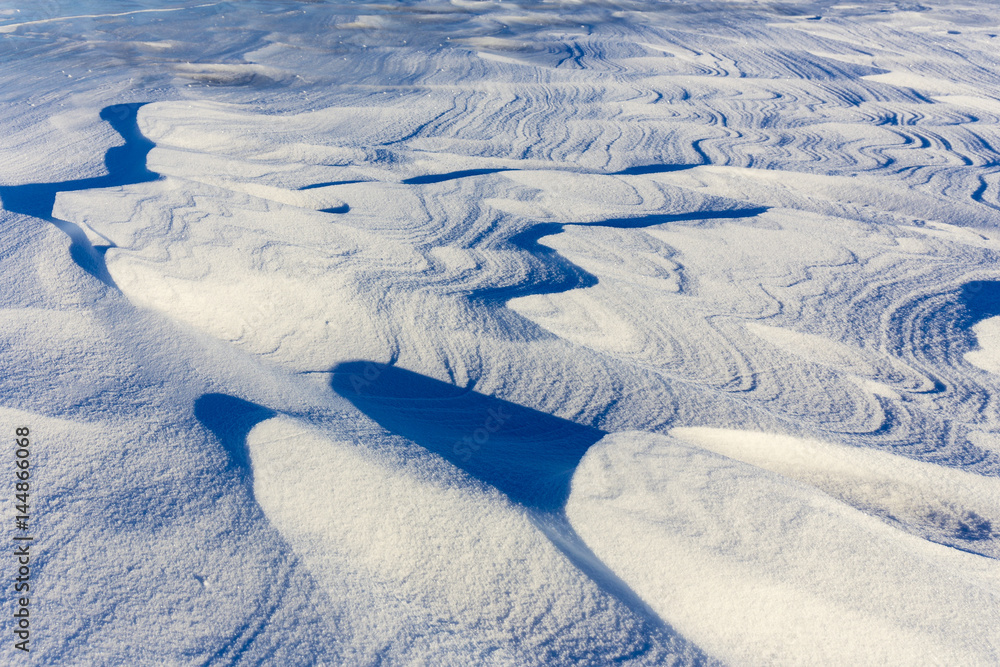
[3,0,1000,664]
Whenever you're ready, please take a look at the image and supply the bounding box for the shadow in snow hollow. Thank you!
[958,280,1000,330]
[329,360,700,648]
[0,103,158,285]
[195,393,276,485]
[329,360,603,512]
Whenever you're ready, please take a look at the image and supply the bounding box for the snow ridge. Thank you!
[4,0,1000,664]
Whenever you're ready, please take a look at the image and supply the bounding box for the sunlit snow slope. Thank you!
[3,0,1000,664]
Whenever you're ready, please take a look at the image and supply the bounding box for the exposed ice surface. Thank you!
[3,0,1000,664]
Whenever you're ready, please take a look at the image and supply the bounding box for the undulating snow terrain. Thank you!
[3,0,1000,664]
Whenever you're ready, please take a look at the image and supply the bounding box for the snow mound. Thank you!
[246,415,704,665]
[568,431,1000,666]
[672,427,1000,558]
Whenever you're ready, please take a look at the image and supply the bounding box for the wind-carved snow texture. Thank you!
[4,0,1000,664]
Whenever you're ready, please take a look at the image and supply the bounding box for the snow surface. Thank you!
[3,0,1000,664]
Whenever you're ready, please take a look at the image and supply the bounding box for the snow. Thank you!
[3,0,1000,663]
[567,430,1000,666]
[247,415,695,664]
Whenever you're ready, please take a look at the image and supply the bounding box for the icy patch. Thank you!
[172,62,295,87]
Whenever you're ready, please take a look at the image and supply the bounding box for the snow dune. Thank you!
[246,412,698,665]
[568,430,1000,666]
[3,0,1000,663]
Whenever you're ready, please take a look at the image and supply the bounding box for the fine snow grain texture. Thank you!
[4,0,1000,664]
[567,431,1000,666]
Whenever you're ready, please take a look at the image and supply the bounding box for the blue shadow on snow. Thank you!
[330,361,605,512]
[958,280,1000,328]
[0,103,157,220]
[329,361,701,646]
[475,206,769,305]
[195,393,276,482]
[0,103,157,284]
